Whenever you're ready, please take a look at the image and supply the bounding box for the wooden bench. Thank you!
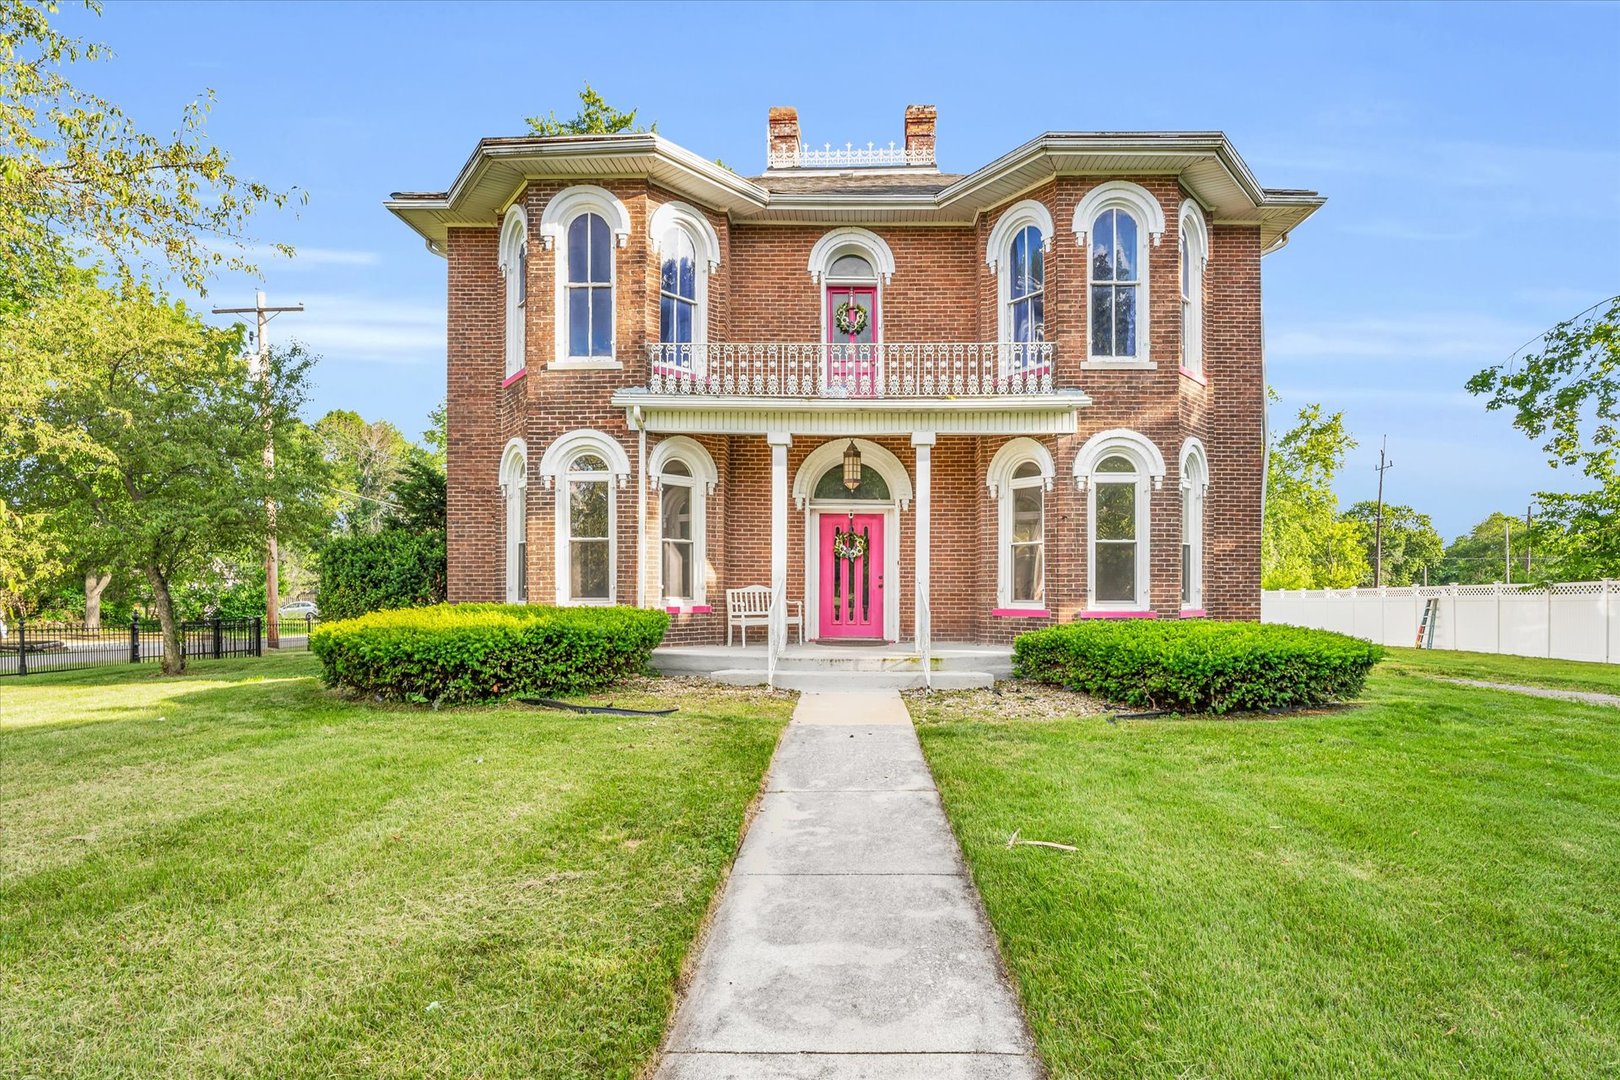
[726,586,803,647]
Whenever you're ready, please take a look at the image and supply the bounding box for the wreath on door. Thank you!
[832,529,869,561]
[833,300,869,336]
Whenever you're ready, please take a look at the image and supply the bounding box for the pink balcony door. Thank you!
[818,513,884,639]
[825,285,878,396]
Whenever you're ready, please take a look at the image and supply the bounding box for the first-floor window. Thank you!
[502,441,528,603]
[1091,454,1146,606]
[1006,461,1044,605]
[661,459,697,603]
[1181,451,1206,609]
[566,452,612,601]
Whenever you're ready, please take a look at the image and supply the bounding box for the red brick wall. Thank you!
[441,173,1269,638]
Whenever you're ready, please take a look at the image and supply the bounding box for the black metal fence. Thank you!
[0,614,287,677]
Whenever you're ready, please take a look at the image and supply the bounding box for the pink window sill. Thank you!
[1179,608,1208,618]
[665,605,713,614]
[1179,366,1207,386]
[992,608,1049,618]
[502,368,527,388]
[1078,610,1159,620]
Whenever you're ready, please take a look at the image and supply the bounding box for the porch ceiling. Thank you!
[612,390,1090,437]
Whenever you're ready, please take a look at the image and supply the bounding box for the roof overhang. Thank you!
[609,390,1092,438]
[389,131,1323,256]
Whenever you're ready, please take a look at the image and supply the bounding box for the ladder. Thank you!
[1415,597,1439,648]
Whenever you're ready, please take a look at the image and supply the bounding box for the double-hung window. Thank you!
[1007,461,1044,606]
[1090,208,1140,359]
[566,452,612,601]
[1008,225,1045,371]
[658,227,697,372]
[566,213,614,360]
[660,460,696,604]
[1091,454,1148,608]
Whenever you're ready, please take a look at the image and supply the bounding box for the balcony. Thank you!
[640,342,1057,398]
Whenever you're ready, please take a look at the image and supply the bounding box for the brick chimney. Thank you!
[767,107,800,168]
[904,104,937,166]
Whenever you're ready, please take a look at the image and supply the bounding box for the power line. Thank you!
[1501,293,1619,373]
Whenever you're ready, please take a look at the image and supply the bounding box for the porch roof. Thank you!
[611,390,1091,437]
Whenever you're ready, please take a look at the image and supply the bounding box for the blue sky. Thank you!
[62,0,1620,540]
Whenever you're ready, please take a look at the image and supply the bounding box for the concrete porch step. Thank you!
[706,668,996,691]
[654,642,1013,680]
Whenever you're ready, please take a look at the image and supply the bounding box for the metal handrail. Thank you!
[918,592,932,691]
[643,342,1056,398]
[765,585,784,689]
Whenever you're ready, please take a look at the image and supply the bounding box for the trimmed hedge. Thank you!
[310,603,670,704]
[1013,620,1383,714]
[315,528,446,622]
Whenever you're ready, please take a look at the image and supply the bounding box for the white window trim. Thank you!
[499,437,528,603]
[649,436,719,607]
[558,455,617,607]
[791,438,913,511]
[1180,437,1210,611]
[807,227,895,285]
[987,437,1054,610]
[539,185,631,368]
[1074,428,1165,612]
[987,199,1055,361]
[649,202,720,377]
[538,429,630,605]
[1179,199,1210,377]
[1072,181,1165,369]
[498,206,528,378]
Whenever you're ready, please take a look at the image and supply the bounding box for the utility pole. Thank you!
[1525,503,1534,576]
[1504,518,1512,585]
[211,290,303,648]
[1372,436,1394,587]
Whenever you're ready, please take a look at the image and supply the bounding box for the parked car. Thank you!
[279,600,318,620]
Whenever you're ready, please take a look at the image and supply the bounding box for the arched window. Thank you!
[500,439,528,603]
[649,436,717,607]
[1074,429,1165,612]
[498,207,528,378]
[1180,439,1209,611]
[1073,181,1165,366]
[987,437,1055,610]
[649,202,720,376]
[564,451,613,603]
[566,213,614,360]
[1178,200,1209,376]
[659,227,697,350]
[987,200,1054,374]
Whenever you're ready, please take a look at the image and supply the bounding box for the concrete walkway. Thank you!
[655,691,1041,1080]
[1441,677,1620,708]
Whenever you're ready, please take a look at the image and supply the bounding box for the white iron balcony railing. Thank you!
[643,342,1055,398]
[767,140,936,170]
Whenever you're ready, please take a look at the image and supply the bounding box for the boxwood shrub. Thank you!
[1013,619,1383,714]
[309,603,670,705]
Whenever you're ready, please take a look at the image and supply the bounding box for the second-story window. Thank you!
[498,206,528,378]
[659,226,697,361]
[1178,199,1209,377]
[1090,208,1139,359]
[1009,224,1045,364]
[567,212,614,359]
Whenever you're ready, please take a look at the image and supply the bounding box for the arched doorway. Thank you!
[794,440,911,643]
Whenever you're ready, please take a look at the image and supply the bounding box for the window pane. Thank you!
[1095,482,1136,540]
[1030,292,1044,343]
[572,540,609,599]
[813,464,890,501]
[567,217,588,284]
[1115,285,1137,357]
[1012,544,1043,604]
[661,254,678,295]
[572,453,607,472]
[1029,228,1045,289]
[1012,461,1041,480]
[570,480,608,538]
[663,539,693,600]
[589,214,611,283]
[679,255,695,300]
[1095,543,1136,602]
[659,295,675,343]
[663,459,691,478]
[1010,228,1028,299]
[1092,209,1115,282]
[1183,543,1193,605]
[517,250,527,305]
[568,288,589,356]
[1096,455,1134,473]
[1091,286,1113,356]
[676,296,693,344]
[1181,235,1190,298]
[661,483,692,541]
[829,253,873,279]
[1012,484,1042,543]
[1012,297,1030,344]
[591,287,613,356]
[1114,211,1137,281]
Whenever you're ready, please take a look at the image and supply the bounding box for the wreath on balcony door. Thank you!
[832,529,869,562]
[833,300,869,336]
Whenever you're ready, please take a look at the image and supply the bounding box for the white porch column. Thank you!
[768,432,792,645]
[912,432,935,658]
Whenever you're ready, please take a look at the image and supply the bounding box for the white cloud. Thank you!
[203,240,381,268]
[224,293,444,365]
[1267,313,1537,364]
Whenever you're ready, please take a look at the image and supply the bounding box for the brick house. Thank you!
[387,106,1322,656]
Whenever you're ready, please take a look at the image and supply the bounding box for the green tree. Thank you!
[1339,501,1445,587]
[1468,296,1620,577]
[526,83,652,137]
[0,277,327,671]
[2,0,299,292]
[421,399,447,469]
[314,410,411,534]
[1434,512,1534,585]
[385,452,446,537]
[1262,402,1369,589]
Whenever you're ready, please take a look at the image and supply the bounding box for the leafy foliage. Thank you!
[0,276,326,670]
[525,83,652,137]
[384,452,446,536]
[314,409,412,534]
[1,0,300,292]
[1339,501,1444,586]
[310,604,670,704]
[315,528,445,622]
[1013,620,1383,713]
[1468,296,1620,576]
[1262,401,1368,588]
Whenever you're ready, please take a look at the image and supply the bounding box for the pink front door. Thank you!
[825,285,878,396]
[818,513,884,639]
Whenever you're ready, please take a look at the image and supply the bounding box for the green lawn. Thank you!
[914,656,1620,1078]
[1381,646,1618,697]
[0,653,791,1079]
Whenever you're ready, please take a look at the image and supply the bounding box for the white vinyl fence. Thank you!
[1262,581,1620,665]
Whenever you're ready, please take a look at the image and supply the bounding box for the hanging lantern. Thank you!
[842,441,862,492]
